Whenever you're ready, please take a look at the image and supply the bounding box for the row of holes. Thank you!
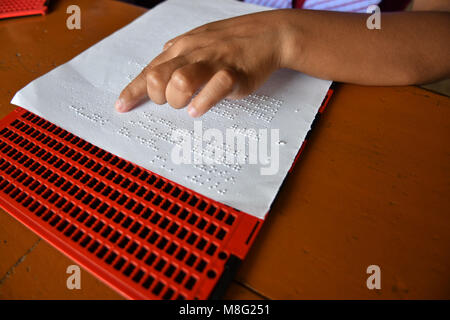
[0,171,187,300]
[0,131,228,258]
[11,117,237,225]
[0,113,241,298]
[0,142,224,294]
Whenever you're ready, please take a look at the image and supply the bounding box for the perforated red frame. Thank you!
[0,108,262,300]
[0,0,48,20]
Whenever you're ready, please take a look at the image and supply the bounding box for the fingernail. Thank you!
[187,104,199,117]
[115,99,125,112]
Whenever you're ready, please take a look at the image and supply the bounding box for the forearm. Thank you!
[279,10,450,85]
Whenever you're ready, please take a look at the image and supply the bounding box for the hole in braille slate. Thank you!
[122,217,133,228]
[164,264,176,278]
[57,220,69,232]
[152,195,163,206]
[141,208,152,219]
[136,187,147,197]
[97,246,109,259]
[102,186,112,196]
[109,231,122,243]
[175,248,187,261]
[197,200,207,211]
[148,175,157,185]
[206,206,216,216]
[105,207,117,219]
[185,254,197,267]
[132,269,145,283]
[155,179,164,189]
[147,231,159,244]
[177,228,188,240]
[225,214,235,225]
[187,214,198,225]
[144,190,155,201]
[161,199,171,211]
[139,171,149,181]
[88,240,100,253]
[142,275,154,289]
[145,252,157,266]
[168,222,179,234]
[187,233,198,245]
[206,243,217,256]
[97,203,108,214]
[157,237,168,250]
[150,212,161,224]
[174,270,186,284]
[166,243,178,255]
[170,204,180,215]
[163,288,175,300]
[163,183,173,193]
[93,221,105,233]
[196,259,207,273]
[196,238,207,250]
[113,174,124,184]
[85,216,97,228]
[113,212,125,223]
[197,218,207,230]
[123,263,136,277]
[152,281,164,295]
[64,225,77,237]
[128,182,138,193]
[216,210,226,220]
[83,194,94,204]
[80,235,92,248]
[69,207,81,218]
[138,227,150,239]
[72,230,84,242]
[130,221,142,233]
[106,171,115,180]
[178,209,189,220]
[206,224,217,235]
[218,251,228,260]
[184,276,196,290]
[114,257,126,271]
[216,228,227,240]
[101,226,113,238]
[188,196,199,206]
[154,258,166,271]
[121,178,131,188]
[133,203,144,215]
[105,251,118,265]
[180,191,189,202]
[207,270,216,279]
[136,247,148,260]
[117,194,128,205]
[159,217,170,229]
[131,167,141,177]
[125,199,136,210]
[42,210,54,221]
[118,236,130,249]
[127,241,139,254]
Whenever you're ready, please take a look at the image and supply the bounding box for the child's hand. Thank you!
[115,11,290,117]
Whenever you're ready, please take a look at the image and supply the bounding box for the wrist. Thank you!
[277,10,307,70]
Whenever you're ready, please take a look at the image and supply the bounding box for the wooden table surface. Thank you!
[0,0,449,300]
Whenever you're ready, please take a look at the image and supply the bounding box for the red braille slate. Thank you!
[0,89,332,299]
[0,0,48,19]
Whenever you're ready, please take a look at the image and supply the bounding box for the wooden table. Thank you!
[0,0,449,300]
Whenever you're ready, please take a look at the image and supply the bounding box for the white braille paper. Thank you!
[11,0,332,219]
